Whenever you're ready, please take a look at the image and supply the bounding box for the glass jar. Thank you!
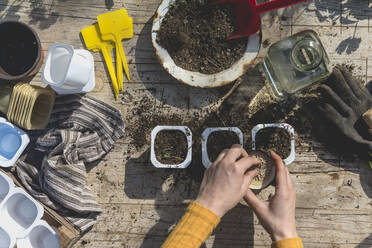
[263,30,331,98]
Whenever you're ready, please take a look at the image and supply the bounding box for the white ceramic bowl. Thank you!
[152,0,261,88]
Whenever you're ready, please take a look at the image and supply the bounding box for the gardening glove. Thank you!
[317,65,372,168]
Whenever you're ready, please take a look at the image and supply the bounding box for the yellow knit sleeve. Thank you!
[272,237,304,248]
[161,202,220,248]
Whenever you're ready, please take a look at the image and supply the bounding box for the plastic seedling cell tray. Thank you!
[251,123,295,165]
[151,126,192,169]
[0,187,44,239]
[202,127,244,168]
[0,225,15,248]
[0,117,29,167]
[17,220,60,248]
[0,171,14,204]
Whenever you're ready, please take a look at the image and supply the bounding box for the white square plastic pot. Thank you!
[17,220,60,248]
[150,126,192,168]
[251,123,295,165]
[0,225,15,248]
[202,127,244,168]
[42,43,95,94]
[0,117,30,167]
[0,171,14,204]
[0,188,44,239]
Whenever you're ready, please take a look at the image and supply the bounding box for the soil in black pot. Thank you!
[0,22,40,78]
[156,0,249,74]
[255,127,291,159]
[155,130,188,164]
[248,150,275,183]
[207,131,240,162]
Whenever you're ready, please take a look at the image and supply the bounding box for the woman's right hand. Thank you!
[244,152,298,242]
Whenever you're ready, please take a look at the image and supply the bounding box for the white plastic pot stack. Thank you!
[0,171,60,248]
[42,43,95,94]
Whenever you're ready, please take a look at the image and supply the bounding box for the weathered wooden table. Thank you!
[0,0,371,247]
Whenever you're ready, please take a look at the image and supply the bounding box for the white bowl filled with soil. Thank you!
[202,127,243,168]
[151,126,192,168]
[252,123,295,165]
[152,0,261,88]
[248,150,276,190]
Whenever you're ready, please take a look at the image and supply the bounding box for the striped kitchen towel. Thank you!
[15,94,124,233]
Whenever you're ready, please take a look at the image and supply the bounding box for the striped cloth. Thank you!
[15,94,124,233]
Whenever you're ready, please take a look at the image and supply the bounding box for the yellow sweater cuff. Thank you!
[162,202,220,248]
[272,237,304,248]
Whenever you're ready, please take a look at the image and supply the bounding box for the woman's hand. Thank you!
[244,152,298,241]
[195,145,260,218]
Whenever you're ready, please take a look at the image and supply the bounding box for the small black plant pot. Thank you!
[0,21,43,82]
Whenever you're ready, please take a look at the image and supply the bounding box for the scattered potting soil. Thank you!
[155,130,188,164]
[206,131,240,162]
[156,0,249,74]
[248,150,275,183]
[255,127,291,159]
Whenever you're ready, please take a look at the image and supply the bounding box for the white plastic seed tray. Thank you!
[252,123,295,165]
[17,220,60,248]
[0,171,14,204]
[0,225,15,248]
[150,126,192,168]
[0,187,44,239]
[202,127,244,168]
[0,117,30,168]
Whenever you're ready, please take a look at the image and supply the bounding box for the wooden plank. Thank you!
[0,0,371,247]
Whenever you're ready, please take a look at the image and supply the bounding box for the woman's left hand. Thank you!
[195,145,260,217]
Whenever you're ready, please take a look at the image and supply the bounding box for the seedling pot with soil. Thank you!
[250,123,295,189]
[151,126,192,168]
[152,0,261,88]
[252,123,295,165]
[202,127,243,168]
[0,21,43,82]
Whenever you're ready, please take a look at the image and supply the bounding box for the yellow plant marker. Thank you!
[81,24,119,99]
[97,9,133,91]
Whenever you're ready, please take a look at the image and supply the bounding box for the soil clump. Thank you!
[255,127,291,159]
[206,131,240,162]
[155,130,188,164]
[156,0,248,74]
[248,150,275,183]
